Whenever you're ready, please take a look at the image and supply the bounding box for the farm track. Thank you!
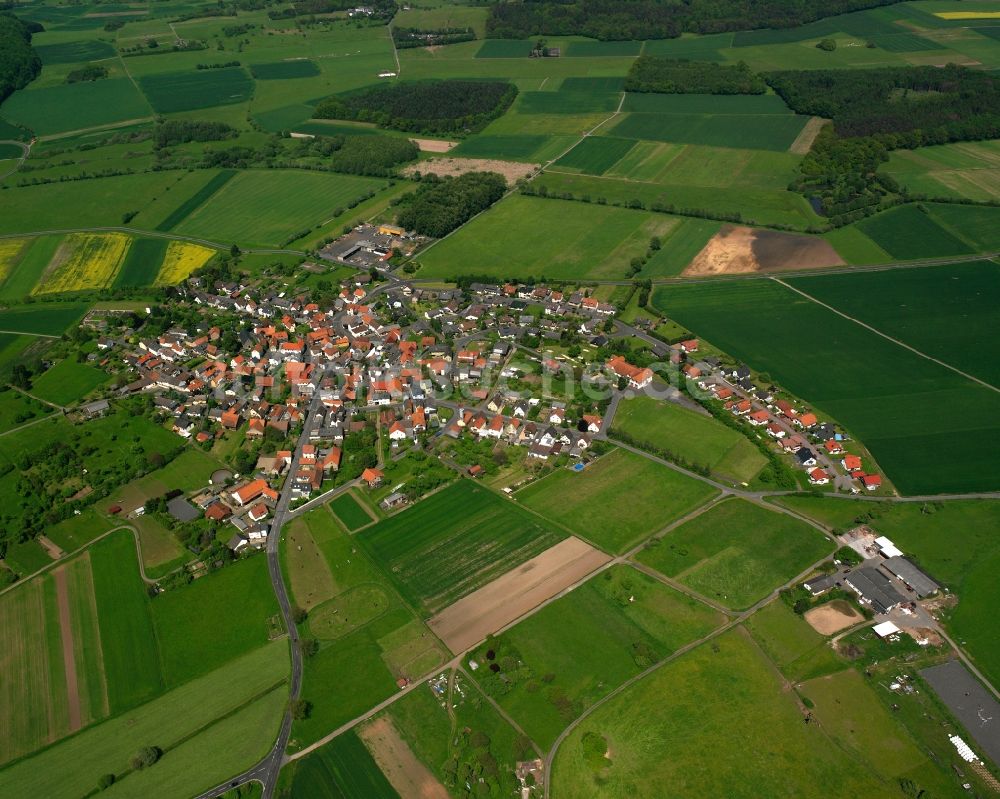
[0,140,31,180]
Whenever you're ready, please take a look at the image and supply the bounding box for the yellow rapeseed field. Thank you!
[935,10,1000,18]
[34,233,130,294]
[0,238,29,284]
[154,241,216,286]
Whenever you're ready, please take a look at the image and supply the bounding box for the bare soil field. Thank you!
[38,536,64,561]
[359,716,450,799]
[428,536,612,654]
[410,138,458,153]
[402,157,538,185]
[804,599,863,636]
[683,224,845,276]
[789,117,828,155]
[52,566,82,732]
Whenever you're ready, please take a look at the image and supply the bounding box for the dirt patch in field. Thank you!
[37,536,64,561]
[52,566,82,732]
[410,138,459,153]
[789,116,828,155]
[360,716,450,799]
[683,224,845,276]
[429,536,612,653]
[402,157,539,185]
[804,599,863,636]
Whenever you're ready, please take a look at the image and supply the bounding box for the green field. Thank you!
[173,170,384,247]
[152,169,236,232]
[471,564,723,748]
[34,39,117,64]
[138,68,254,113]
[30,360,108,405]
[516,448,717,553]
[251,60,321,80]
[114,238,168,288]
[881,140,1000,201]
[517,90,620,115]
[788,261,1000,388]
[0,387,50,433]
[745,599,845,682]
[552,136,636,175]
[450,133,551,161]
[652,279,1000,494]
[551,630,900,799]
[287,731,399,799]
[856,204,973,259]
[637,499,831,610]
[151,555,279,686]
[418,194,681,280]
[0,302,89,335]
[329,490,373,531]
[0,641,288,799]
[359,480,566,615]
[611,396,768,483]
[925,202,1000,251]
[0,79,152,136]
[610,111,807,151]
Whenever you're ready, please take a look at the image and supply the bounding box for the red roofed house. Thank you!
[808,467,830,486]
[606,355,653,390]
[248,503,269,523]
[841,455,862,473]
[221,408,240,429]
[321,447,341,472]
[748,409,770,426]
[861,474,882,491]
[797,412,818,429]
[824,439,844,455]
[361,468,384,487]
[205,503,231,522]
[231,479,270,507]
[679,339,699,353]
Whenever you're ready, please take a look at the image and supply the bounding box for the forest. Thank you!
[485,0,902,41]
[625,57,765,95]
[396,172,507,238]
[313,80,517,136]
[153,119,238,148]
[0,13,40,105]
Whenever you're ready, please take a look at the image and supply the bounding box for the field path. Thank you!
[51,566,83,733]
[772,276,1000,394]
[0,139,31,180]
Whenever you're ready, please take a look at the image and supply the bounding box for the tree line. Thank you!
[485,0,902,41]
[0,14,40,105]
[395,172,507,238]
[392,26,476,49]
[314,80,517,136]
[625,56,765,95]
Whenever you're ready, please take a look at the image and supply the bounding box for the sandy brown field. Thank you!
[804,599,863,635]
[428,536,612,653]
[402,157,538,185]
[789,117,827,155]
[410,138,458,153]
[360,716,450,799]
[683,224,845,276]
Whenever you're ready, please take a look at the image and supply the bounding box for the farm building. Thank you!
[872,620,900,638]
[802,573,838,596]
[882,557,939,598]
[844,567,904,614]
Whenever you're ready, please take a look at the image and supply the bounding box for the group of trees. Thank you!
[392,26,476,49]
[485,0,901,41]
[153,119,238,148]
[65,64,108,84]
[395,171,507,238]
[0,13,40,105]
[625,56,765,95]
[313,80,517,136]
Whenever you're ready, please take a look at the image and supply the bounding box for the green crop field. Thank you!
[419,195,681,280]
[250,60,321,80]
[639,218,721,276]
[34,39,116,64]
[565,40,642,57]
[608,111,808,152]
[611,396,768,483]
[139,68,254,113]
[517,90,620,115]
[153,170,237,232]
[470,564,723,748]
[359,480,566,615]
[773,495,1000,687]
[637,499,830,610]
[516,448,717,553]
[173,170,384,247]
[0,642,288,799]
[856,204,973,259]
[745,600,845,683]
[551,630,899,799]
[329,491,373,531]
[882,140,1000,201]
[652,278,1000,494]
[287,731,398,799]
[926,202,1000,251]
[114,238,168,288]
[151,555,279,686]
[0,79,152,136]
[30,360,108,405]
[552,137,636,175]
[788,261,1000,388]
[450,133,551,161]
[821,225,891,265]
[622,94,794,115]
[90,531,164,713]
[476,39,537,58]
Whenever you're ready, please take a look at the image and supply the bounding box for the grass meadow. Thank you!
[0,79,152,136]
[637,499,831,610]
[153,170,237,232]
[30,360,108,405]
[551,630,898,799]
[138,68,254,114]
[287,731,399,799]
[0,387,50,433]
[856,204,973,260]
[516,448,718,553]
[652,278,1000,494]
[358,480,567,615]
[611,396,768,483]
[418,195,680,281]
[329,490,373,531]
[471,564,723,749]
[745,600,845,683]
[881,140,1000,201]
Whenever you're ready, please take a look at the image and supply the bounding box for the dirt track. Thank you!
[804,600,863,635]
[428,536,612,653]
[52,566,82,732]
[683,224,845,276]
[359,717,450,799]
[402,157,538,185]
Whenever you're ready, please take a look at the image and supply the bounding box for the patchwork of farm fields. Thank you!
[358,480,566,615]
[881,140,1000,201]
[637,499,830,610]
[516,448,718,553]
[653,279,1000,494]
